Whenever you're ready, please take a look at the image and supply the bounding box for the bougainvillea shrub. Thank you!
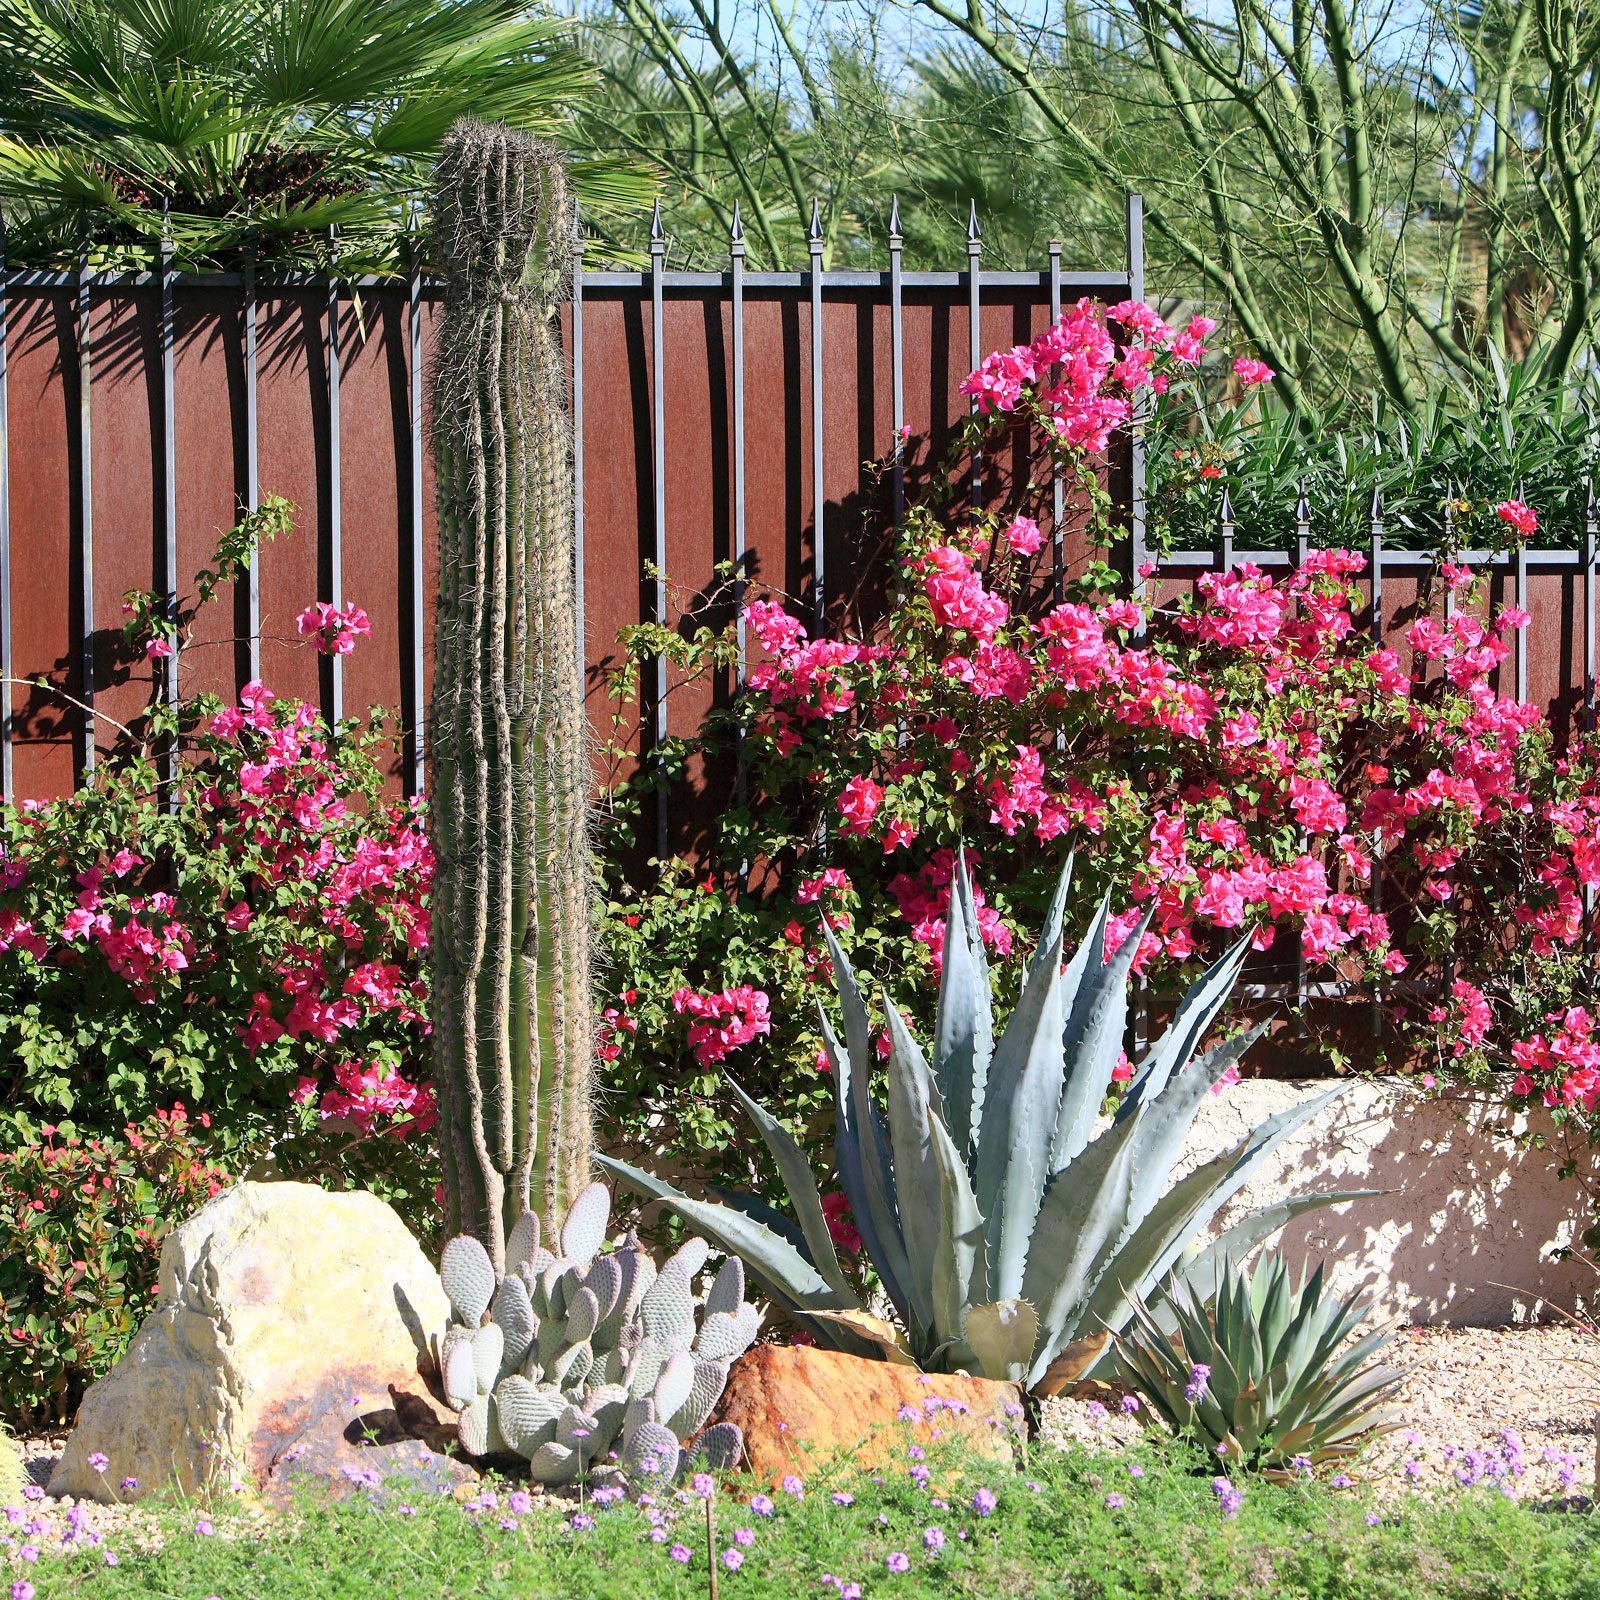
[597,307,1600,1220]
[0,507,434,1245]
[0,1107,227,1421]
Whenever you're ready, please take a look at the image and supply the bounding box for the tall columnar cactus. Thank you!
[429,120,595,1262]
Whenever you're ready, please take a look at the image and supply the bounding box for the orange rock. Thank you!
[708,1344,1026,1486]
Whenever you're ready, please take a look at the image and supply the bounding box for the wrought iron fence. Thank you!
[0,197,1147,831]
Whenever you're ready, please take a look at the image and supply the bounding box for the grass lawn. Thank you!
[21,1436,1600,1600]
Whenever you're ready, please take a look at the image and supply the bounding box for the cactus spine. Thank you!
[429,121,594,1263]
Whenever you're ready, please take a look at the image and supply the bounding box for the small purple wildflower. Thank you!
[885,1552,910,1573]
[669,1543,691,1563]
[11,1582,35,1600]
[692,1473,715,1499]
[1364,1512,1381,1527]
[16,1550,37,1566]
[194,1520,214,1538]
[1330,1475,1353,1490]
[831,1491,854,1506]
[722,1549,744,1571]
[1184,1363,1212,1404]
[1209,1477,1242,1521]
[570,1513,593,1531]
[734,1528,755,1547]
[971,1488,997,1517]
[923,1525,945,1552]
[86,1452,109,1473]
[781,1474,805,1498]
[1126,1464,1144,1479]
[19,1489,41,1504]
[750,1494,775,1517]
[1084,1400,1108,1422]
[104,1552,120,1567]
[1104,1493,1124,1509]
[1119,1394,1141,1414]
[907,1445,925,1461]
[508,1491,533,1515]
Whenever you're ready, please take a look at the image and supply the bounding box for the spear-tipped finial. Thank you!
[1370,484,1384,524]
[967,199,981,244]
[1588,477,1598,523]
[888,195,902,241]
[1219,485,1235,526]
[649,198,664,244]
[808,195,822,243]
[729,200,743,244]
[1295,486,1310,528]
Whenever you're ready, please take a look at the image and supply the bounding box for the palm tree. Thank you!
[0,0,654,269]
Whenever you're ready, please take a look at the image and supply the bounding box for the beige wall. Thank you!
[1182,1079,1600,1325]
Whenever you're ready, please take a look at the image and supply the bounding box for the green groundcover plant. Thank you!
[16,1432,1600,1600]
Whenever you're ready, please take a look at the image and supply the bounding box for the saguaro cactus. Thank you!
[429,121,594,1264]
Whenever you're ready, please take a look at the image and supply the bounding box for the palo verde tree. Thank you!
[428,120,596,1265]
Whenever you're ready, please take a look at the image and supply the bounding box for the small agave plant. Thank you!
[436,1181,760,1486]
[1113,1252,1403,1475]
[602,852,1371,1395]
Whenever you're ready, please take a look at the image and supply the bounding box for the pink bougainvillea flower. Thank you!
[297,601,372,656]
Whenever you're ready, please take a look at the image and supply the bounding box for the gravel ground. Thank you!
[5,1324,1597,1567]
[1041,1323,1600,1501]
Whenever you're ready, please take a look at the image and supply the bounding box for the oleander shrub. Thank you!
[0,1107,227,1422]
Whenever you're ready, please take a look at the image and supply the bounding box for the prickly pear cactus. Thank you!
[435,1181,760,1487]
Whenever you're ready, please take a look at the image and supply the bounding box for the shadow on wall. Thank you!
[1183,1079,1599,1325]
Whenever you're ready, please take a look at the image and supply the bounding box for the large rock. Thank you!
[51,1181,472,1505]
[709,1344,1025,1485]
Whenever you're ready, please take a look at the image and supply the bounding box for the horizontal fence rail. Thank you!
[0,200,1143,854]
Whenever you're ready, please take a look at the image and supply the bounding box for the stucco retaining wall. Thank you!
[1184,1079,1597,1324]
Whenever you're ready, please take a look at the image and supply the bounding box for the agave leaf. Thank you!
[1076,1088,1363,1351]
[808,1309,919,1365]
[1116,941,1251,1120]
[1028,851,1076,975]
[596,1152,859,1315]
[962,1298,1039,1383]
[724,1076,853,1298]
[1117,1024,1269,1235]
[1030,1329,1111,1399]
[933,848,995,1159]
[973,925,1068,1301]
[926,1099,990,1348]
[705,1183,813,1255]
[1161,1181,1382,1313]
[1022,1108,1144,1386]
[1051,901,1151,1170]
[882,995,948,1339]
[816,999,919,1337]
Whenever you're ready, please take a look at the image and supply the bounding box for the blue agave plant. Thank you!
[601,853,1370,1395]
